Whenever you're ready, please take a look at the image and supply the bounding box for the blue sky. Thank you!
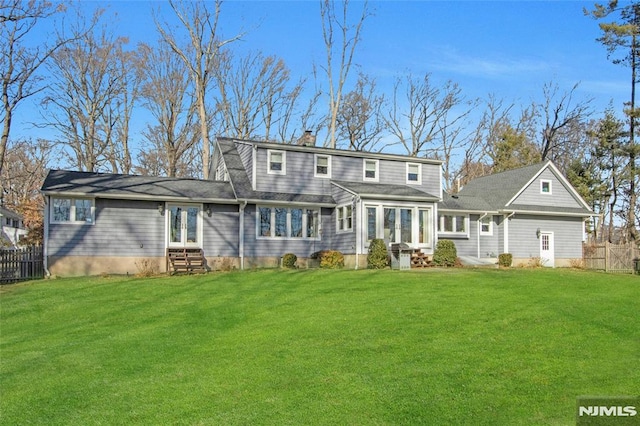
[13,1,630,161]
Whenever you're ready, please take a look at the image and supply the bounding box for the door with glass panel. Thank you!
[168,205,201,247]
[383,207,414,244]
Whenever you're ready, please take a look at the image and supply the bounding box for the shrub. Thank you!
[367,239,389,269]
[498,253,513,268]
[312,250,345,269]
[282,253,297,269]
[433,240,457,267]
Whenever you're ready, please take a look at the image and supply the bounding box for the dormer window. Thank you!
[540,179,552,194]
[363,159,379,182]
[406,163,422,184]
[268,150,286,175]
[315,154,331,178]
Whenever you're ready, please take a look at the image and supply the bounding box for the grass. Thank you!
[1,268,639,425]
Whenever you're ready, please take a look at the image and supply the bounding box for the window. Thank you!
[257,206,320,239]
[406,163,422,184]
[268,150,286,175]
[438,214,467,235]
[337,205,353,232]
[363,159,379,182]
[315,154,331,178]
[51,198,94,224]
[540,179,552,194]
[480,216,493,235]
[367,207,377,241]
[419,209,432,245]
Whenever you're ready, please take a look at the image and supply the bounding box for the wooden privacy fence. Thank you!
[0,246,44,284]
[583,242,640,274]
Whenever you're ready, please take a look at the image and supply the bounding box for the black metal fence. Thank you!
[0,246,44,284]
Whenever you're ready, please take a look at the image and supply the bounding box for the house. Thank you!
[41,136,442,276]
[40,137,591,276]
[439,161,593,267]
[0,206,28,248]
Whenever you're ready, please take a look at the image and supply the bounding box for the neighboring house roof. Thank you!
[41,169,236,203]
[447,161,592,216]
[0,206,23,221]
[332,180,439,202]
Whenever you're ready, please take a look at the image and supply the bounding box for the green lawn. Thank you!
[1,269,638,425]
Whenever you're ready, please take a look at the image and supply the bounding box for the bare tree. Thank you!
[537,82,593,164]
[0,0,90,176]
[0,138,53,245]
[138,41,199,178]
[336,72,385,151]
[320,0,369,148]
[212,50,293,140]
[385,73,468,157]
[155,0,242,179]
[42,25,128,172]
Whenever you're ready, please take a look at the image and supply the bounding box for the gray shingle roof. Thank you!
[332,180,439,201]
[439,193,495,211]
[458,162,546,209]
[41,169,236,201]
[216,138,335,205]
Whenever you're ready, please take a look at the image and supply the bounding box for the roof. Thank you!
[332,180,439,202]
[448,161,592,216]
[458,162,546,209]
[217,136,443,165]
[0,206,22,220]
[41,170,236,202]
[215,139,336,205]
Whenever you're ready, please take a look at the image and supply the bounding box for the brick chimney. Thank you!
[297,130,316,147]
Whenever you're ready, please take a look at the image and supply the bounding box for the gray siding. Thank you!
[203,204,239,256]
[511,168,583,209]
[440,214,500,258]
[242,205,333,258]
[508,214,584,259]
[254,146,441,197]
[48,199,165,257]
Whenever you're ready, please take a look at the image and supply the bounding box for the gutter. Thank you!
[239,201,247,270]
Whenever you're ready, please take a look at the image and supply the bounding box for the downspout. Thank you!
[239,201,247,270]
[477,213,488,259]
[354,196,361,270]
[504,211,515,254]
[43,195,51,277]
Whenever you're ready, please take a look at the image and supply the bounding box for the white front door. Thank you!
[168,204,202,247]
[383,207,414,245]
[540,232,555,267]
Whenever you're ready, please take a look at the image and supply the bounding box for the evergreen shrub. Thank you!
[433,240,457,267]
[367,239,389,269]
[282,253,297,268]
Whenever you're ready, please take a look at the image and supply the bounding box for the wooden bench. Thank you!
[166,248,207,274]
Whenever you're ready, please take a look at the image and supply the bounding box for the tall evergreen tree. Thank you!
[587,1,640,242]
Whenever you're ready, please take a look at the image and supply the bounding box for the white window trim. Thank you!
[50,197,95,225]
[267,150,286,175]
[363,159,379,182]
[540,179,552,194]
[437,213,469,237]
[362,203,434,250]
[255,205,321,240]
[480,216,493,236]
[406,162,422,185]
[314,154,332,178]
[336,204,354,233]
